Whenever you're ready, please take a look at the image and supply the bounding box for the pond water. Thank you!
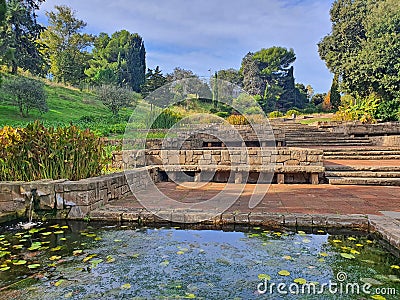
[0,222,399,300]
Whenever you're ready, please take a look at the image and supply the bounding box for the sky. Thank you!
[38,0,334,93]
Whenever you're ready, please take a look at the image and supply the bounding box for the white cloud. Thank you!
[38,0,334,92]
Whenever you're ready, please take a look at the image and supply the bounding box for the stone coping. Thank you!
[88,209,400,251]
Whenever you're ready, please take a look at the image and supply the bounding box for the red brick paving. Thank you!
[112,182,400,216]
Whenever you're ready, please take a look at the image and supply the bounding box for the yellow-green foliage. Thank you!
[0,121,107,181]
[333,93,380,123]
[226,115,249,125]
[268,111,283,118]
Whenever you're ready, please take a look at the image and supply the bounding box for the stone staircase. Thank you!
[324,147,400,186]
[325,165,400,186]
[279,123,373,147]
[323,148,400,160]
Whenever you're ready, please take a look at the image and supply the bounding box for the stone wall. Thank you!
[0,167,161,220]
[369,135,400,147]
[113,148,323,170]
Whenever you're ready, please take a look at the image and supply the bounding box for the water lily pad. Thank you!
[283,255,292,260]
[160,260,169,267]
[49,224,60,228]
[253,227,261,230]
[258,274,271,280]
[86,234,96,238]
[51,246,62,251]
[131,253,140,258]
[347,237,357,241]
[27,264,40,269]
[278,270,290,276]
[12,245,24,249]
[54,231,64,235]
[90,258,103,268]
[317,230,325,233]
[390,265,400,269]
[114,239,122,242]
[49,255,61,261]
[332,239,342,243]
[360,278,383,286]
[94,237,102,241]
[319,252,328,257]
[177,251,185,255]
[350,249,360,255]
[60,226,69,229]
[302,238,311,243]
[294,278,307,285]
[355,243,363,247]
[0,266,10,271]
[184,294,196,299]
[83,254,97,262]
[340,253,355,259]
[361,260,376,264]
[54,279,64,287]
[387,275,400,283]
[64,292,73,298]
[60,238,67,241]
[40,232,52,236]
[121,283,131,290]
[13,260,27,265]
[0,251,11,258]
[371,295,386,300]
[106,255,115,263]
[73,250,83,256]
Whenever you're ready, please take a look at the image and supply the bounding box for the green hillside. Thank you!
[0,75,154,137]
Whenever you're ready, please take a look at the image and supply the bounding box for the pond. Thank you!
[0,222,399,300]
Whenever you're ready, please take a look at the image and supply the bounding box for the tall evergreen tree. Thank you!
[0,0,46,75]
[86,30,146,92]
[329,74,341,109]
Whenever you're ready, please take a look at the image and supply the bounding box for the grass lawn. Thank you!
[298,117,332,125]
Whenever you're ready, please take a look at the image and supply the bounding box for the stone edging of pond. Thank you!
[88,209,400,251]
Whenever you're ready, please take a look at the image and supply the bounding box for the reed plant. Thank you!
[0,121,107,181]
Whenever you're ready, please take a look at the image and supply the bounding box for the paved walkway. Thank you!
[104,182,400,216]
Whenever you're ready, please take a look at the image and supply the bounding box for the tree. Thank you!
[40,5,94,85]
[318,0,400,100]
[3,76,48,117]
[241,47,305,111]
[0,0,6,23]
[0,0,46,75]
[141,66,167,97]
[85,30,146,92]
[311,93,326,106]
[329,74,341,109]
[96,84,137,116]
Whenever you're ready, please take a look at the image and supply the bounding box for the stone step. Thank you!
[325,165,400,172]
[287,142,372,147]
[327,177,400,186]
[325,171,400,178]
[324,150,400,156]
[323,155,400,160]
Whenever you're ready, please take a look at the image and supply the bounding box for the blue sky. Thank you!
[38,0,334,93]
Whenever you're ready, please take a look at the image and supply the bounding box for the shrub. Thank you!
[268,111,283,118]
[149,109,183,129]
[0,121,107,181]
[286,109,301,117]
[215,111,230,118]
[96,84,137,116]
[226,115,249,125]
[333,93,380,123]
[3,76,48,117]
[374,99,400,122]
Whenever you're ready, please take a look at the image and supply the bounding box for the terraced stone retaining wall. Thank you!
[0,167,161,220]
[113,148,324,184]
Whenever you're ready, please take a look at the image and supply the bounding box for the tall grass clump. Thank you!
[0,121,107,181]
